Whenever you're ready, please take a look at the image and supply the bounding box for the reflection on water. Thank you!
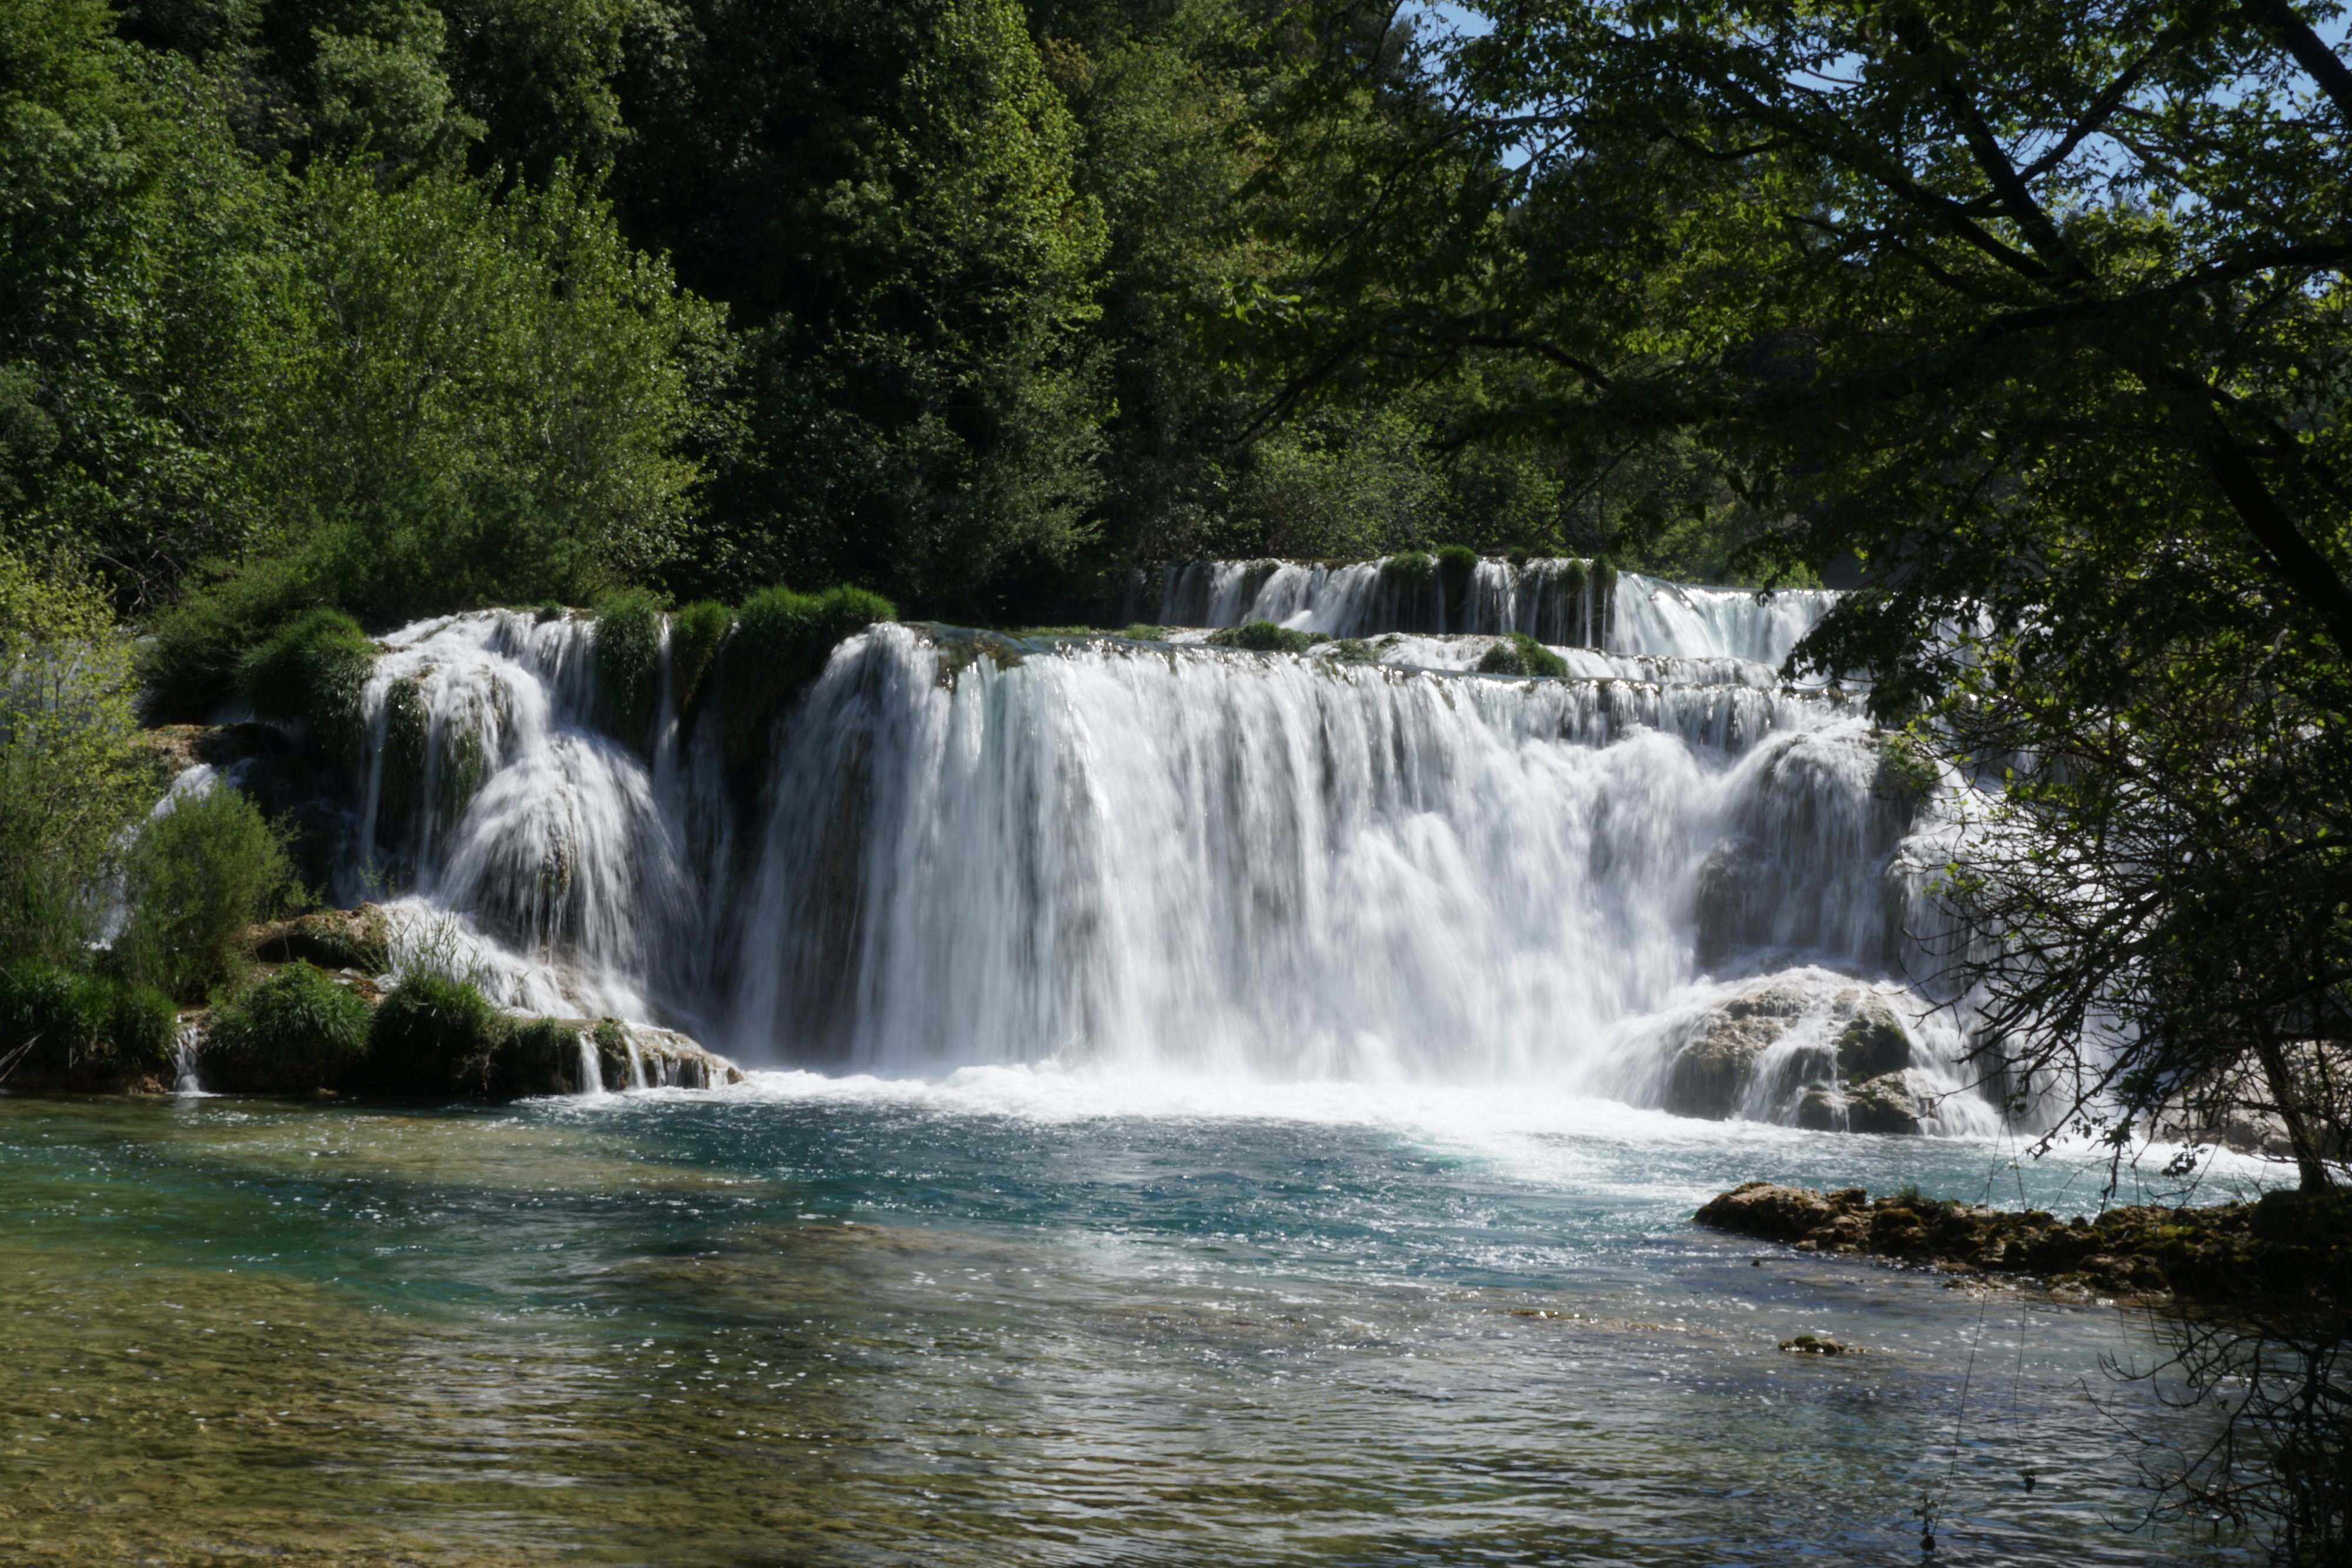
[0,1079,2260,1565]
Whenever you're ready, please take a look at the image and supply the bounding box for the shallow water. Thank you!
[2,1078,2264,1566]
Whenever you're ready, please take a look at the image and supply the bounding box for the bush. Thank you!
[714,583,896,772]
[1475,633,1569,678]
[667,600,732,722]
[1327,637,1377,664]
[0,959,174,1090]
[1380,551,1434,585]
[1207,620,1314,654]
[594,589,663,749]
[204,962,373,1092]
[235,607,377,773]
[139,559,326,724]
[367,971,510,1095]
[119,785,300,1001]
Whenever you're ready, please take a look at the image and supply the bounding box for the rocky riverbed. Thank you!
[1695,1179,2352,1306]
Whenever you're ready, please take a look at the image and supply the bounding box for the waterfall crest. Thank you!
[1151,554,1840,669]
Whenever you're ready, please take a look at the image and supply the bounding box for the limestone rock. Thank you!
[251,903,393,975]
[1830,995,1910,1080]
[1661,984,1810,1118]
[1846,1071,1924,1135]
[1692,1181,1869,1241]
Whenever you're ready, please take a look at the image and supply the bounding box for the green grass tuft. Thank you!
[1475,633,1569,679]
[235,608,378,774]
[1207,620,1314,654]
[205,961,373,1092]
[593,589,664,751]
[367,971,509,1096]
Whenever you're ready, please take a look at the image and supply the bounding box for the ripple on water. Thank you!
[0,1087,2267,1566]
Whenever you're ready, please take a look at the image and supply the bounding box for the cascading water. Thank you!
[313,591,1992,1132]
[1151,553,1841,670]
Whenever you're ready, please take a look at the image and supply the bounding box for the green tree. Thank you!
[0,0,293,609]
[616,0,1110,611]
[0,547,155,965]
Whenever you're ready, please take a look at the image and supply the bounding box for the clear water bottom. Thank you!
[0,1071,2269,1566]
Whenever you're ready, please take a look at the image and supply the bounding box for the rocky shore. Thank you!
[1695,1180,2352,1306]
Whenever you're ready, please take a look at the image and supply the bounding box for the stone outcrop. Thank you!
[1661,983,1920,1128]
[1695,1181,2352,1306]
[1661,985,1810,1118]
[250,904,393,976]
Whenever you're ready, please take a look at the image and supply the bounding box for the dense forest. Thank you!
[2,0,1730,656]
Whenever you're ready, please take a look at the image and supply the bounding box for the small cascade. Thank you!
[624,1030,649,1091]
[171,1020,204,1094]
[1151,554,1841,667]
[575,1030,606,1098]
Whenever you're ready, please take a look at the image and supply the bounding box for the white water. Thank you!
[288,603,1993,1134]
[1155,555,1840,668]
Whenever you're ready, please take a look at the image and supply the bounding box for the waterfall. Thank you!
[1153,555,1839,665]
[297,599,1994,1130]
[172,1020,204,1094]
[576,1030,606,1097]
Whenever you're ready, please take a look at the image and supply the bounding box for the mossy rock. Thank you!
[714,584,896,778]
[1207,620,1314,654]
[376,674,430,842]
[1834,1007,1910,1081]
[1475,633,1568,678]
[1845,1071,1923,1135]
[667,600,733,727]
[203,961,373,1092]
[594,589,663,753]
[235,608,378,776]
[1326,637,1377,665]
[252,904,392,974]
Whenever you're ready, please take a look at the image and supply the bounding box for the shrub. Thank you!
[235,607,377,773]
[119,785,300,1001]
[1327,637,1377,664]
[1207,620,1314,654]
[594,589,663,749]
[1475,633,1569,678]
[1380,551,1434,585]
[2,548,155,967]
[367,971,510,1095]
[714,583,896,771]
[666,600,732,723]
[139,557,323,723]
[0,958,174,1089]
[204,962,373,1092]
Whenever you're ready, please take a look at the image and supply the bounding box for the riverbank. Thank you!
[1695,1180,2352,1306]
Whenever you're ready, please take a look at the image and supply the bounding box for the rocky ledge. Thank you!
[1695,1180,2352,1306]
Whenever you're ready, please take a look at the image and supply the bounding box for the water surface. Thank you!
[1,1078,2259,1566]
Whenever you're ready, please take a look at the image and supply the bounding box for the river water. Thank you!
[1,1078,2257,1566]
